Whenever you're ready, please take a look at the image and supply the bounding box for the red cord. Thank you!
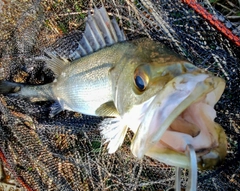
[183,0,240,46]
[0,148,34,191]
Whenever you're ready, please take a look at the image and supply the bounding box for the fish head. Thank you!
[110,38,226,170]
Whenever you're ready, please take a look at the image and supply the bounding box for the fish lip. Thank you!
[130,73,226,168]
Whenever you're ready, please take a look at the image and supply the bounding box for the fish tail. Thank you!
[0,80,54,101]
[0,81,23,95]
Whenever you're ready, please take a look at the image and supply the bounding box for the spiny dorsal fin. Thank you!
[39,5,127,71]
[69,6,127,60]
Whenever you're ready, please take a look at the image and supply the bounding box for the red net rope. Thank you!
[183,0,240,46]
[0,148,33,191]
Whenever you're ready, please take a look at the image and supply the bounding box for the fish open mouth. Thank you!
[130,73,227,169]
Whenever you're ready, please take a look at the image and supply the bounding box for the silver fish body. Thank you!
[48,43,127,116]
[0,6,227,170]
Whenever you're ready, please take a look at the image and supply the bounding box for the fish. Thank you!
[0,5,227,170]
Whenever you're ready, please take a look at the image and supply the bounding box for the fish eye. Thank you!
[134,66,149,91]
[135,75,146,91]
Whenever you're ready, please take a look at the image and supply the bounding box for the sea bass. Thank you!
[0,6,226,170]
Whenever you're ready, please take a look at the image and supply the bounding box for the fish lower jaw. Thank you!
[145,123,226,170]
[152,99,227,170]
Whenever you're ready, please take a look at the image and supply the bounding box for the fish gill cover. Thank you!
[0,0,239,191]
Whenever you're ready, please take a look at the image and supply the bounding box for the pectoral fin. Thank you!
[50,102,63,117]
[95,101,120,117]
[100,118,128,153]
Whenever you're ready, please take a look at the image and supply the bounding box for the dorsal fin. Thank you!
[43,51,69,77]
[39,5,127,73]
[69,6,127,60]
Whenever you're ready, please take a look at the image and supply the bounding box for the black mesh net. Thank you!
[0,0,239,190]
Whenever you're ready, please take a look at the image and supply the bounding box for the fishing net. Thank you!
[0,0,239,190]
